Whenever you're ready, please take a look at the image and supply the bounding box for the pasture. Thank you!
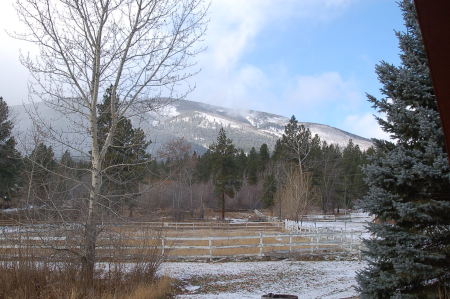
[0,216,366,262]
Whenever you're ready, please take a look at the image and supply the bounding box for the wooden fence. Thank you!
[0,226,363,261]
[0,220,283,231]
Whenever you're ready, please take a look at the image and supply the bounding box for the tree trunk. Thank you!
[82,161,101,289]
[82,218,97,289]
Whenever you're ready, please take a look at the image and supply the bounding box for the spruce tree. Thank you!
[357,1,450,297]
[0,97,21,202]
[209,128,242,220]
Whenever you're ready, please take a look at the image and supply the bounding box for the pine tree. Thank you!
[97,88,151,213]
[272,139,283,162]
[261,174,277,208]
[247,147,259,185]
[236,149,248,178]
[357,1,450,297]
[317,142,342,213]
[281,115,317,172]
[194,150,213,183]
[209,128,242,220]
[28,143,56,201]
[341,139,366,210]
[258,143,270,172]
[0,97,22,203]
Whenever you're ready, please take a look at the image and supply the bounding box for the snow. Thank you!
[261,127,284,137]
[195,112,243,129]
[160,260,364,298]
[160,105,180,118]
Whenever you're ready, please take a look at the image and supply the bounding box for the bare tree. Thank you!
[276,165,316,222]
[158,137,195,218]
[14,0,208,286]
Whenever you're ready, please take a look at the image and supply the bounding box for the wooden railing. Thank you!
[0,227,363,261]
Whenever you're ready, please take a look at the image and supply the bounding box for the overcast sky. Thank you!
[0,0,404,140]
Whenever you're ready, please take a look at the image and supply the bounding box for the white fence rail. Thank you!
[0,230,364,260]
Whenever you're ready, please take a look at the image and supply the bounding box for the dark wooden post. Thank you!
[414,0,450,164]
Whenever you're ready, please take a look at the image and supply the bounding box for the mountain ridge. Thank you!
[10,99,373,155]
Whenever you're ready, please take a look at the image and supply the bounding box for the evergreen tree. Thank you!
[357,1,450,297]
[236,149,248,178]
[247,147,258,185]
[258,143,270,172]
[261,174,277,208]
[317,142,342,213]
[28,143,56,201]
[0,97,22,201]
[194,150,212,183]
[272,139,283,162]
[97,87,151,213]
[341,139,366,209]
[209,128,242,220]
[280,115,316,172]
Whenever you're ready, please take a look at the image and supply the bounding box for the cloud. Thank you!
[204,0,356,70]
[286,72,361,108]
[191,0,356,108]
[343,113,390,140]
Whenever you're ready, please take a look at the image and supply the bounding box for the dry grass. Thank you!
[0,260,175,299]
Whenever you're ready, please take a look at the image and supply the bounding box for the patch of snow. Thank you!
[185,285,201,292]
[160,105,180,118]
[245,116,257,127]
[160,260,364,299]
[194,112,243,129]
[225,218,249,224]
[260,127,284,137]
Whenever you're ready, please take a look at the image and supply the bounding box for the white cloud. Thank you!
[343,113,390,140]
[191,0,356,109]
[203,0,356,71]
[286,72,361,107]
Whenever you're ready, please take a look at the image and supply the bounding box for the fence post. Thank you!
[350,231,353,251]
[209,237,212,260]
[161,237,165,256]
[259,232,263,257]
[289,232,292,254]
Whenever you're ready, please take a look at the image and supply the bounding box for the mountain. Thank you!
[11,99,372,156]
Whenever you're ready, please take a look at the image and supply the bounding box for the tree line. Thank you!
[1,96,371,222]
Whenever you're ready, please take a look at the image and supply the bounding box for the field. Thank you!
[0,213,370,298]
[161,260,365,298]
[0,216,366,261]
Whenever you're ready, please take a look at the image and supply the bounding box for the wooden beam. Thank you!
[414,0,450,164]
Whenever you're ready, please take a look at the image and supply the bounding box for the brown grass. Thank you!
[0,260,175,299]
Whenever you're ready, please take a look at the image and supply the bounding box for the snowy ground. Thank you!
[160,260,365,299]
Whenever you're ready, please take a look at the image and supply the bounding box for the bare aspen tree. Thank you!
[277,165,316,222]
[158,137,193,218]
[14,0,208,286]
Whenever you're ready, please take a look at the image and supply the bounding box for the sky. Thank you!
[0,0,405,140]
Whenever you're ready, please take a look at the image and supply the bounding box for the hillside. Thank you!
[11,99,372,155]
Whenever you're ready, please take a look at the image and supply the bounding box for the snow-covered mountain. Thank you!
[11,99,372,155]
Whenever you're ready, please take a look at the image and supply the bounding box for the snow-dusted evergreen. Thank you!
[357,1,450,297]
